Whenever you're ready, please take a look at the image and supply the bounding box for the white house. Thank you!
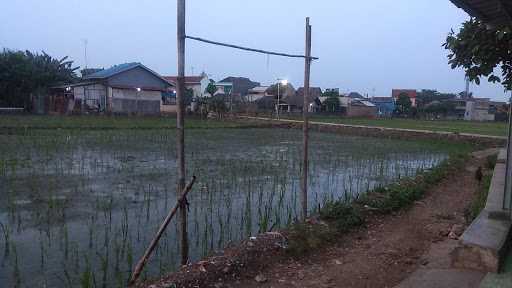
[246,86,270,102]
[464,98,496,121]
[163,72,210,99]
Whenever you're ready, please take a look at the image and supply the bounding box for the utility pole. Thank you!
[177,0,188,265]
[277,81,280,119]
[302,17,312,220]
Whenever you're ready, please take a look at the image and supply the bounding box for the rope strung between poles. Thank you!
[186,35,319,60]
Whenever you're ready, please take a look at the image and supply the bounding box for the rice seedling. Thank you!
[0,125,467,287]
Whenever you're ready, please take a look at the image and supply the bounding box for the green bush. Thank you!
[286,152,469,257]
[486,154,498,169]
[319,201,364,232]
[466,174,492,222]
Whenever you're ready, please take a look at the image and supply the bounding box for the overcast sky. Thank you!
[1,0,508,101]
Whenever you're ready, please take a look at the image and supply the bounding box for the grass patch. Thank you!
[0,115,249,131]
[286,152,469,257]
[486,154,498,170]
[465,155,496,223]
[360,153,467,213]
[465,174,492,222]
[282,115,508,137]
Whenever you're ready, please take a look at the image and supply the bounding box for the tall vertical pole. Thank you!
[277,81,280,119]
[301,17,312,220]
[504,91,512,214]
[177,0,188,265]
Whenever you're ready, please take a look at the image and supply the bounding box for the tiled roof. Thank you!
[392,89,417,98]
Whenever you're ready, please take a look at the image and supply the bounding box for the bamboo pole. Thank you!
[128,176,196,286]
[177,0,188,265]
[301,18,312,220]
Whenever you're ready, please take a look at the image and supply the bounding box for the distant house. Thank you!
[214,82,234,96]
[163,73,209,99]
[162,73,210,113]
[246,86,270,102]
[447,98,468,120]
[464,98,498,121]
[370,97,395,117]
[392,89,417,107]
[347,99,377,118]
[348,92,365,99]
[218,77,260,98]
[285,87,322,112]
[60,63,171,115]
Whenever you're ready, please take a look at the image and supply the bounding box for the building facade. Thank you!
[68,63,171,115]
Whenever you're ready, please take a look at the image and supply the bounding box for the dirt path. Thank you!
[219,150,494,288]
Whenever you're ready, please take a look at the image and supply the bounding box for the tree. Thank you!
[266,83,295,98]
[444,19,512,90]
[424,101,456,117]
[323,95,340,112]
[207,95,227,118]
[0,49,78,110]
[395,93,412,116]
[322,90,339,98]
[458,91,473,99]
[205,82,217,97]
[416,89,457,109]
[184,88,194,106]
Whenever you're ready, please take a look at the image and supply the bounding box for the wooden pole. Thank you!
[128,176,196,286]
[177,0,188,265]
[301,18,312,220]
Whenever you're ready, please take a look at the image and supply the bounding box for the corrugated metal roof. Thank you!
[85,62,140,79]
[83,62,173,87]
[357,100,376,107]
[450,0,512,27]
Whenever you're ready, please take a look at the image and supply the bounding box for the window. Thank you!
[162,91,177,105]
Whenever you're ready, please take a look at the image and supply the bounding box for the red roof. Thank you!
[164,76,204,85]
[392,89,417,99]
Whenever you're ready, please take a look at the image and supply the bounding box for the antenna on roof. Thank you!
[82,38,88,70]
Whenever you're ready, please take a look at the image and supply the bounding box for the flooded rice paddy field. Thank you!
[0,128,450,287]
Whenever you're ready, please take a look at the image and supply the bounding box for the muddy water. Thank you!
[0,128,448,287]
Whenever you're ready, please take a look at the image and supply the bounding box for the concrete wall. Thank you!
[110,88,161,115]
[347,105,377,118]
[161,103,177,114]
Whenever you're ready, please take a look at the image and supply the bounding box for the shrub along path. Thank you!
[221,149,496,288]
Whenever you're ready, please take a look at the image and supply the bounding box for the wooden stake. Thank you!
[177,0,188,266]
[128,176,196,286]
[302,18,312,220]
